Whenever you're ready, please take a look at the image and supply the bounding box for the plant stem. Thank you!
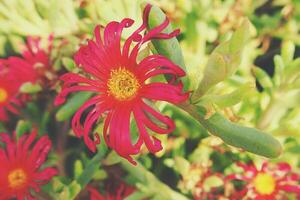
[69,145,107,199]
[76,150,105,187]
[121,160,189,200]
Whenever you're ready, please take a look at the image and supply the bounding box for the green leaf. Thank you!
[0,122,6,132]
[273,55,284,87]
[74,160,83,179]
[203,175,223,190]
[253,67,273,90]
[192,19,252,102]
[56,92,93,121]
[92,169,107,180]
[68,181,81,200]
[178,103,282,158]
[173,157,190,176]
[125,192,152,200]
[285,58,300,81]
[281,40,295,64]
[15,120,31,139]
[20,82,42,94]
[201,111,282,158]
[145,4,186,81]
[67,150,106,199]
[52,177,66,193]
[197,82,255,108]
[62,57,76,72]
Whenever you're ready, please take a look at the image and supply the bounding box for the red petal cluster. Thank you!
[226,162,300,200]
[55,4,189,164]
[89,182,134,200]
[0,36,53,121]
[7,36,53,85]
[0,130,57,199]
[0,61,25,121]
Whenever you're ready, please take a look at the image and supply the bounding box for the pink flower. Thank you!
[0,60,26,121]
[8,35,55,86]
[0,130,57,199]
[226,162,300,200]
[55,4,188,164]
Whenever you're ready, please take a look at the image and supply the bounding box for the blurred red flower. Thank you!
[88,182,134,200]
[8,35,55,87]
[0,130,57,199]
[226,162,300,200]
[55,4,188,164]
[0,60,26,121]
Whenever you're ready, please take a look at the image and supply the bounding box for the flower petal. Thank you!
[141,82,189,104]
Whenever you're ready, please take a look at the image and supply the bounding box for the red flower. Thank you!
[226,162,300,200]
[55,4,188,164]
[88,182,134,200]
[0,60,25,121]
[8,36,54,86]
[0,130,57,199]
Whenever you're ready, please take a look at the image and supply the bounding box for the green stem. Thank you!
[68,147,106,199]
[76,151,104,186]
[121,160,189,200]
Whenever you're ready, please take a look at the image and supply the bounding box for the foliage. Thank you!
[0,0,300,199]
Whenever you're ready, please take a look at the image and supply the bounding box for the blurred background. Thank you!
[0,0,300,199]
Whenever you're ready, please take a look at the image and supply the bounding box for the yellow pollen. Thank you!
[107,68,140,101]
[0,87,8,103]
[253,173,276,195]
[8,168,27,189]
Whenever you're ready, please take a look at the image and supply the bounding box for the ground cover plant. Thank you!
[0,0,300,199]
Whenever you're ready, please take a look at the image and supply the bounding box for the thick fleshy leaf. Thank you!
[145,4,186,73]
[281,40,295,65]
[197,82,255,108]
[253,67,273,91]
[273,55,284,87]
[192,19,252,102]
[179,103,282,158]
[15,120,32,139]
[62,57,76,72]
[74,160,83,179]
[199,110,282,158]
[20,82,42,93]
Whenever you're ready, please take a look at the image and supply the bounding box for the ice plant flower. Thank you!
[226,162,300,200]
[0,130,57,199]
[177,163,224,200]
[8,36,55,87]
[55,4,188,164]
[0,60,25,121]
[88,182,134,200]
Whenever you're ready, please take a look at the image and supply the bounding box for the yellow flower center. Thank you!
[107,68,140,101]
[0,87,8,103]
[8,168,27,189]
[253,173,276,195]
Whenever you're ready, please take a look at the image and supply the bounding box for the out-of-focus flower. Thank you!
[88,182,134,200]
[55,4,188,164]
[8,36,56,87]
[0,130,57,199]
[180,164,224,200]
[226,162,300,200]
[0,60,25,121]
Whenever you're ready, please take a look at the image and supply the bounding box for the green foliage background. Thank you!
[0,0,300,199]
